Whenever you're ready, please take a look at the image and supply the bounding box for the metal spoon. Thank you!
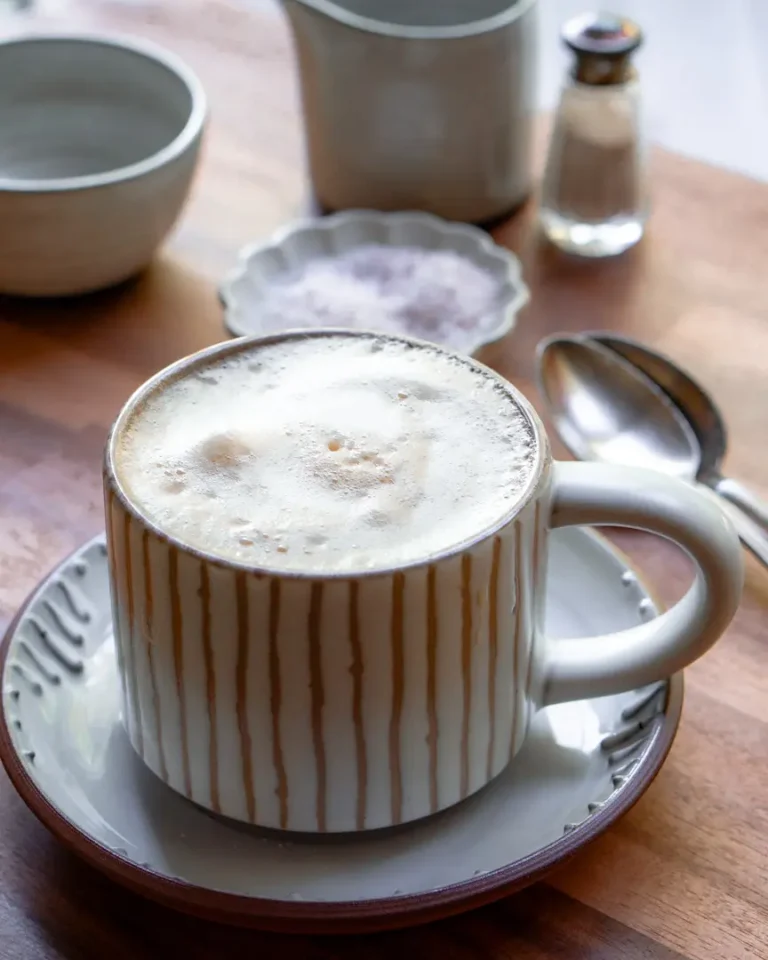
[536,334,768,567]
[587,332,768,533]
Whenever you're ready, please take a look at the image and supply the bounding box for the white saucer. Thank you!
[0,528,682,934]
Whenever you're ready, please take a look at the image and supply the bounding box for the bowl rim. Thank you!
[0,31,207,194]
[219,209,531,356]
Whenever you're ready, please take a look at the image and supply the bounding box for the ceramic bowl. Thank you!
[0,33,206,297]
[219,210,529,355]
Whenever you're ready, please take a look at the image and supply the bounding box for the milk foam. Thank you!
[114,334,537,573]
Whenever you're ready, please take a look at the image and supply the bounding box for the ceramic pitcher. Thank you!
[282,0,538,223]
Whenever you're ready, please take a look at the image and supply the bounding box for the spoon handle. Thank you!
[714,477,768,537]
[714,495,768,569]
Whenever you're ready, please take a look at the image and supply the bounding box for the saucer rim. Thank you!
[0,531,683,934]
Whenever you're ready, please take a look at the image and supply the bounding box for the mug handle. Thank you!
[541,461,743,706]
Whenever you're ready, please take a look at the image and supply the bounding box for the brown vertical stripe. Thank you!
[142,530,167,783]
[169,547,192,799]
[524,504,542,706]
[389,572,405,825]
[348,581,367,830]
[123,510,144,759]
[531,502,542,588]
[308,583,326,831]
[269,579,289,829]
[105,488,118,603]
[460,555,473,799]
[486,536,502,781]
[426,565,439,814]
[105,490,127,686]
[200,563,220,813]
[235,571,256,822]
[509,522,524,761]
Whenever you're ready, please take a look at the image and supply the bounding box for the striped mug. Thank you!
[103,330,742,832]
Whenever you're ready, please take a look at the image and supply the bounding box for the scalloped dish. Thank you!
[220,211,529,355]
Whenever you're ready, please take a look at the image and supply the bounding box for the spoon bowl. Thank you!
[586,333,727,482]
[536,336,700,480]
[537,332,768,570]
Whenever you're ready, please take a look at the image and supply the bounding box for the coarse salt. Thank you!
[253,245,503,351]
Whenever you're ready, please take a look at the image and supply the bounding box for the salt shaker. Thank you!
[540,13,647,257]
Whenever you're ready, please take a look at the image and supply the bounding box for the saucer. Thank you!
[0,528,682,934]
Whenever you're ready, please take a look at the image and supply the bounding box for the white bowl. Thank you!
[0,33,206,297]
[219,210,529,355]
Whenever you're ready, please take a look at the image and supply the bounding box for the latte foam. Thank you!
[113,333,538,573]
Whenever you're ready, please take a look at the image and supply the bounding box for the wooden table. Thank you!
[1,2,767,958]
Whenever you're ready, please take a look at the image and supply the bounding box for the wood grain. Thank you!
[1,1,767,958]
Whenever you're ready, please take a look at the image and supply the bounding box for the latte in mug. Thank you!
[105,329,742,833]
[114,333,538,573]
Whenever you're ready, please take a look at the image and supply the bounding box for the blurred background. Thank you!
[237,0,766,180]
[539,0,766,180]
[7,0,764,177]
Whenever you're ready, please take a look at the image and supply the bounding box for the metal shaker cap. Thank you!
[562,12,642,85]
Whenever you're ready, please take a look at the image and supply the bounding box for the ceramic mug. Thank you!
[103,331,743,833]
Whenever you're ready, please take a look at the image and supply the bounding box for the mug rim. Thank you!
[287,0,538,42]
[105,328,549,581]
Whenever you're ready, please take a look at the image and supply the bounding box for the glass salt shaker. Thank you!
[540,13,647,258]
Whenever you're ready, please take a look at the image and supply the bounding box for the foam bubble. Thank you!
[115,334,537,572]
